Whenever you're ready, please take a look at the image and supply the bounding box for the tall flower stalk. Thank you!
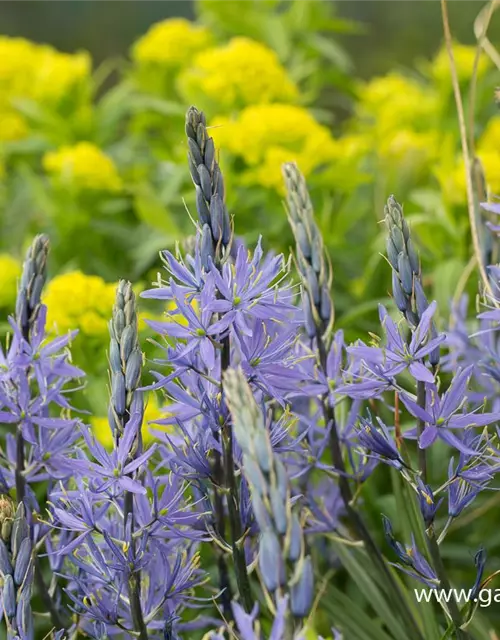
[108,280,148,639]
[283,164,424,640]
[185,106,251,611]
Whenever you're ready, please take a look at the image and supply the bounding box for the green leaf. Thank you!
[321,582,393,640]
[391,469,442,640]
[133,186,180,236]
[331,539,410,640]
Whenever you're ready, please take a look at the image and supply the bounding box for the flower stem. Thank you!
[316,336,423,640]
[426,527,470,639]
[416,381,428,484]
[124,491,149,640]
[220,334,253,612]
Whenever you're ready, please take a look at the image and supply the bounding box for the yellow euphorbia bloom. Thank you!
[212,104,337,191]
[178,37,298,111]
[0,37,90,141]
[131,18,212,68]
[43,271,117,337]
[0,254,21,308]
[43,142,122,192]
[91,392,164,448]
[357,73,438,133]
[379,129,440,164]
[431,42,490,84]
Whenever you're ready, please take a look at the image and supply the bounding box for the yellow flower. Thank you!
[0,112,29,142]
[178,37,298,112]
[43,271,117,336]
[43,142,122,192]
[91,392,164,448]
[0,37,90,141]
[0,254,21,308]
[131,18,212,68]
[212,104,336,191]
[478,116,500,154]
[379,129,440,164]
[431,42,490,84]
[357,73,438,133]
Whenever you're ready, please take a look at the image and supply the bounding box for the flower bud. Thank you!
[291,555,314,618]
[198,164,212,201]
[397,253,413,295]
[0,494,15,542]
[200,224,215,271]
[210,193,224,242]
[125,349,142,392]
[112,372,126,416]
[195,186,211,226]
[13,537,31,586]
[259,529,283,592]
[204,137,215,171]
[3,574,16,618]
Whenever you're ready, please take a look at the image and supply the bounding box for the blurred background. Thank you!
[0,0,499,435]
[1,2,496,78]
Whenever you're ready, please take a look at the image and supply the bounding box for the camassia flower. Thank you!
[400,366,500,452]
[348,302,444,383]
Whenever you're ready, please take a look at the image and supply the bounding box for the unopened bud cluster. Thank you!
[108,280,144,442]
[385,195,439,365]
[15,234,49,341]
[0,500,34,639]
[282,162,333,341]
[224,368,313,619]
[186,106,231,269]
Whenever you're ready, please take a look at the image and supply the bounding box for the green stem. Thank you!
[416,381,428,483]
[426,528,470,640]
[317,336,423,640]
[220,334,253,612]
[124,491,148,640]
